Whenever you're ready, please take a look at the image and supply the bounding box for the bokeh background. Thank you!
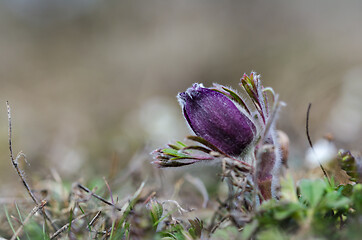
[1,0,362,196]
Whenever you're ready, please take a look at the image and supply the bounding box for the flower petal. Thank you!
[178,83,256,156]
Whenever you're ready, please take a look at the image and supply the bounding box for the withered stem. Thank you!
[6,101,58,232]
[306,103,330,184]
[77,183,122,211]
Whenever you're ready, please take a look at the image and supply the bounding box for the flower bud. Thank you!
[178,83,256,156]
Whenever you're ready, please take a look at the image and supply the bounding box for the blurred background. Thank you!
[1,0,362,196]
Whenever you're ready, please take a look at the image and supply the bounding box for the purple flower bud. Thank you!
[178,83,256,157]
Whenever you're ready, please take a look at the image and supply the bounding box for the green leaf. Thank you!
[162,148,190,159]
[242,220,259,239]
[15,203,31,240]
[168,141,187,150]
[321,191,350,209]
[257,228,288,240]
[188,218,203,238]
[352,184,362,213]
[68,208,74,233]
[23,220,50,240]
[150,200,163,227]
[176,141,187,148]
[280,174,298,202]
[212,226,240,240]
[4,205,20,240]
[273,203,304,220]
[299,179,326,207]
[340,184,353,197]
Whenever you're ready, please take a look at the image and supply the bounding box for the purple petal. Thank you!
[178,84,256,156]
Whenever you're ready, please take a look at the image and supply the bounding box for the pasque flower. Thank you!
[152,72,286,201]
[177,83,256,157]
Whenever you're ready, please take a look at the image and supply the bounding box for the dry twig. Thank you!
[77,183,122,211]
[50,212,92,239]
[306,103,330,183]
[6,101,58,232]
